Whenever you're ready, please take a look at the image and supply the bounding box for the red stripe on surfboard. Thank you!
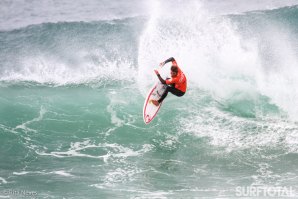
[143,84,162,124]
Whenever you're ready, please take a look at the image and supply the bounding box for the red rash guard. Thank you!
[165,60,187,93]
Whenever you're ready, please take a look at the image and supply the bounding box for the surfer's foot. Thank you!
[151,100,159,106]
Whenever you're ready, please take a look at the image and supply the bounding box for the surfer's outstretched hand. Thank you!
[159,62,165,67]
[154,69,159,75]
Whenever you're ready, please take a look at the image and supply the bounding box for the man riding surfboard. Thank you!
[151,57,187,106]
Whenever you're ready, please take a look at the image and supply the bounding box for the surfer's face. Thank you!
[171,70,177,77]
[170,66,178,77]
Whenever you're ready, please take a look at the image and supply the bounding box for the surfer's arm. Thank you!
[156,74,166,84]
[160,57,176,67]
[154,70,166,84]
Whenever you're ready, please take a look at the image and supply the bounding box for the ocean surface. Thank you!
[1,0,298,198]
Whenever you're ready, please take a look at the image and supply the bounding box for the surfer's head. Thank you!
[170,66,178,77]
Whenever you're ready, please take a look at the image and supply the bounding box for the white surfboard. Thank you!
[143,81,167,124]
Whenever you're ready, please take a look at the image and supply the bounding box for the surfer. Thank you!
[151,57,187,106]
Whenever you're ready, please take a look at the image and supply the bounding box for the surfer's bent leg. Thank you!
[158,86,185,103]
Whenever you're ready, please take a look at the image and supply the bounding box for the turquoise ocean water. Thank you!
[1,0,298,198]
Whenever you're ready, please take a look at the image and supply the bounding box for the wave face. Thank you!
[0,19,144,85]
[1,0,298,198]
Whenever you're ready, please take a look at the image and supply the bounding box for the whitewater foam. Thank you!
[0,177,7,185]
[35,140,153,163]
[14,106,46,133]
[137,0,260,97]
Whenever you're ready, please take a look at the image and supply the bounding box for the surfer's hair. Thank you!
[171,66,178,73]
